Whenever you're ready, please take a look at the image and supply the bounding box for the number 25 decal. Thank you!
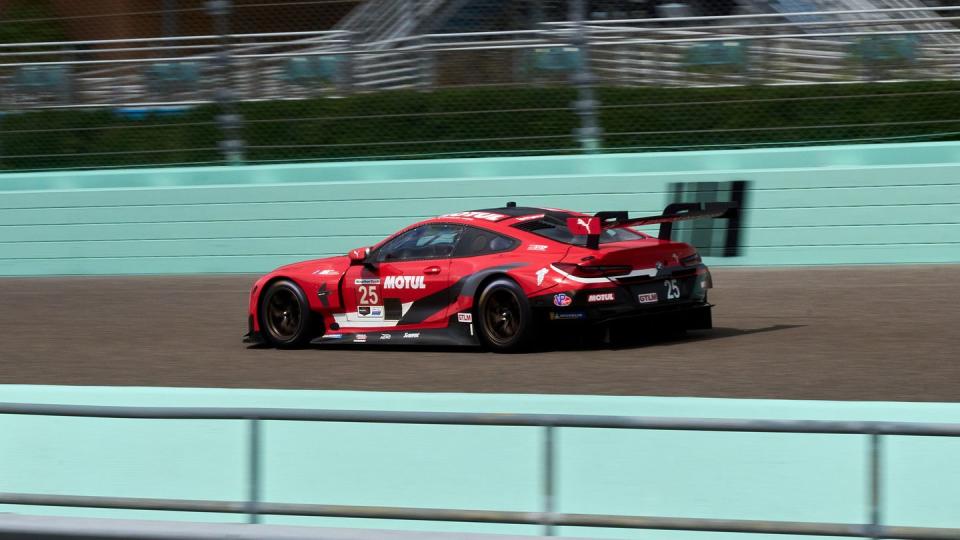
[664,279,680,300]
[358,285,379,305]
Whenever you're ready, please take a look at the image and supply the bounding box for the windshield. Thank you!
[514,218,646,246]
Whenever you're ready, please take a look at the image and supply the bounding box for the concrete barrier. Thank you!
[2,141,959,275]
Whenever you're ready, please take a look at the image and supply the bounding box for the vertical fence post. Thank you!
[542,425,556,536]
[162,0,178,38]
[207,0,245,165]
[247,418,262,524]
[420,35,435,91]
[342,32,356,94]
[868,432,882,540]
[568,0,602,153]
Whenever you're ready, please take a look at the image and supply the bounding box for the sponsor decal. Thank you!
[566,217,600,235]
[403,332,420,339]
[638,292,659,304]
[515,213,545,222]
[357,306,385,319]
[313,268,338,276]
[527,244,549,251]
[380,333,392,340]
[457,312,473,323]
[587,292,615,303]
[325,333,343,339]
[441,211,508,222]
[384,275,426,289]
[549,311,587,320]
[354,334,368,343]
[553,293,573,307]
[355,278,381,285]
[536,267,549,286]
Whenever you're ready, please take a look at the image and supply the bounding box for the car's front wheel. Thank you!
[259,280,315,348]
[476,278,534,353]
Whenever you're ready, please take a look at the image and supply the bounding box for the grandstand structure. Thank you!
[1,0,959,107]
[2,0,960,170]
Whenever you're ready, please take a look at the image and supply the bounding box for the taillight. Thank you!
[681,252,702,266]
[554,262,631,278]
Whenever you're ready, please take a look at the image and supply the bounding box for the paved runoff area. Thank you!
[1,266,957,401]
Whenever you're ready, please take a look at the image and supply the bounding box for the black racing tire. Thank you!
[476,278,534,353]
[258,279,316,348]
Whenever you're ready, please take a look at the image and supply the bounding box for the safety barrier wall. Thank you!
[3,386,960,539]
[1,141,959,276]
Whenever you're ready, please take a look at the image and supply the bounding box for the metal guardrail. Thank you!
[0,514,580,540]
[1,402,960,539]
[5,5,960,106]
[6,3,960,167]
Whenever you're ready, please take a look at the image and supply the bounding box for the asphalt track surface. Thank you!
[0,266,957,401]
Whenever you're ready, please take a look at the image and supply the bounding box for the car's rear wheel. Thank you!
[259,280,315,348]
[477,278,533,352]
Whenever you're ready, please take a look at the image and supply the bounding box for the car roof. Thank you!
[472,206,551,217]
[425,206,587,228]
[371,205,591,250]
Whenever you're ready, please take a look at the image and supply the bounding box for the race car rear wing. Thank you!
[568,202,739,249]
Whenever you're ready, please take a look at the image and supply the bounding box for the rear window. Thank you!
[514,218,645,246]
[452,226,519,257]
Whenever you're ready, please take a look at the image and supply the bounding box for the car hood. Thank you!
[274,255,350,275]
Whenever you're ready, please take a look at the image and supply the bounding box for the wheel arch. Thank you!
[255,275,295,319]
[458,264,527,313]
[470,272,514,307]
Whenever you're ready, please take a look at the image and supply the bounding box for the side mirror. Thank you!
[348,246,371,265]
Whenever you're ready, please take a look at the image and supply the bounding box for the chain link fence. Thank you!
[1,0,960,171]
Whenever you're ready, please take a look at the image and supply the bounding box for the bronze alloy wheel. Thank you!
[265,288,301,342]
[482,289,521,345]
[477,278,533,352]
[260,280,314,347]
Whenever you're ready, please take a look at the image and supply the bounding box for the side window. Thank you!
[453,226,519,258]
[377,224,464,262]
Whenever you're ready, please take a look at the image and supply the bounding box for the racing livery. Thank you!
[244,202,736,351]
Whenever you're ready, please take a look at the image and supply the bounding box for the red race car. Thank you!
[244,202,735,352]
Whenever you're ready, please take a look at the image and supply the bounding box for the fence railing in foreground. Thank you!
[1,402,959,539]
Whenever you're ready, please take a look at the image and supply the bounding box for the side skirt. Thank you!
[310,314,481,347]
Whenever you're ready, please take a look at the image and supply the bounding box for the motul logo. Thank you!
[587,293,615,303]
[441,211,507,222]
[384,275,426,289]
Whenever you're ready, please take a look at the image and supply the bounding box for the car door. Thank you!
[342,223,463,330]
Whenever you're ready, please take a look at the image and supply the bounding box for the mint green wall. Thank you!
[2,141,959,275]
[3,385,960,539]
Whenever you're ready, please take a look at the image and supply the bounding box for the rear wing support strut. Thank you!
[580,202,739,249]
